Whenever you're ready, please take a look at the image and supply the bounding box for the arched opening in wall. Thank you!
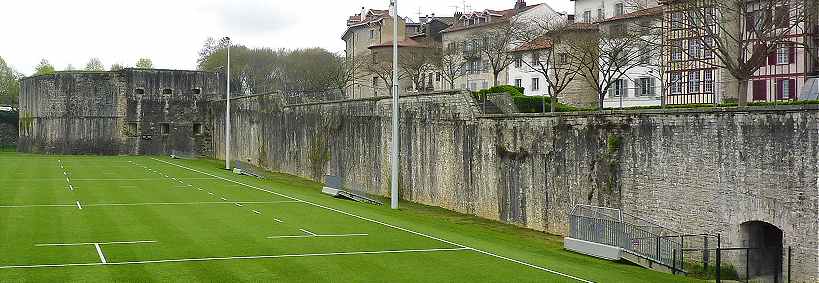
[191,88,202,95]
[162,88,173,95]
[740,221,783,282]
[134,88,145,95]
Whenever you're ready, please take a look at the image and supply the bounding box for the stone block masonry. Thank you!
[0,111,17,147]
[213,91,819,281]
[18,69,220,155]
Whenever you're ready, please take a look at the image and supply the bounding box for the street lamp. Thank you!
[224,36,231,171]
[390,0,400,209]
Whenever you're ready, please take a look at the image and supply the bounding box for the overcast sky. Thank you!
[0,0,573,75]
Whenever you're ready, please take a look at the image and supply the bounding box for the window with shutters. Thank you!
[597,9,604,21]
[610,79,627,97]
[514,55,523,68]
[514,79,522,88]
[531,78,540,91]
[583,11,591,23]
[531,51,540,65]
[638,78,655,96]
[777,79,795,99]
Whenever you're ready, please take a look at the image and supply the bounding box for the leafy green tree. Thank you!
[135,58,152,69]
[197,37,348,94]
[0,56,20,105]
[85,58,104,71]
[33,59,55,76]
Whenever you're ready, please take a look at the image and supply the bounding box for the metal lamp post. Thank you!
[390,0,400,209]
[224,37,231,170]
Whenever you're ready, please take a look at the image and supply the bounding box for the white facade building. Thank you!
[505,2,565,96]
[508,43,550,97]
[575,0,662,108]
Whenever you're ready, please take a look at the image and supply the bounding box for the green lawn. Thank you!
[0,152,702,282]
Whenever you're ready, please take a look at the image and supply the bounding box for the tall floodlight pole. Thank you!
[390,0,400,209]
[224,37,232,170]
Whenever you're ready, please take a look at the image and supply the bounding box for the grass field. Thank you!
[0,152,702,282]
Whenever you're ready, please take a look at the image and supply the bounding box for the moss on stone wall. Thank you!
[308,135,331,179]
[18,112,33,132]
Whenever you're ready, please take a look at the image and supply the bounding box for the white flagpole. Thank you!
[390,0,400,209]
[225,37,232,170]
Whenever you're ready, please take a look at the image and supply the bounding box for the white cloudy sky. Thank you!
[0,0,573,75]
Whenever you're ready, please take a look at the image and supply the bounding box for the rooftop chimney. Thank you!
[515,0,527,10]
[360,7,366,21]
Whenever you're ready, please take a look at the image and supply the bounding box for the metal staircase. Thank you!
[565,205,686,274]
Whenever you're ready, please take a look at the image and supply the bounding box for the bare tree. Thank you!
[328,52,369,95]
[85,58,104,71]
[397,46,440,92]
[673,0,818,106]
[567,18,660,110]
[366,49,409,96]
[471,21,521,87]
[438,42,468,90]
[514,16,584,112]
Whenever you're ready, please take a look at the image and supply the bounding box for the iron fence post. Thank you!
[703,236,709,275]
[716,233,721,283]
[672,248,677,275]
[746,248,750,283]
[788,246,791,283]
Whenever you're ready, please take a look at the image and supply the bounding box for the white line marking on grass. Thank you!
[273,218,283,223]
[220,197,228,201]
[0,201,298,209]
[75,201,82,210]
[208,192,215,196]
[151,158,593,283]
[299,229,317,236]
[0,248,470,270]
[252,210,261,214]
[235,203,243,207]
[36,241,158,247]
[267,233,368,239]
[68,185,74,191]
[94,244,107,264]
[0,204,77,208]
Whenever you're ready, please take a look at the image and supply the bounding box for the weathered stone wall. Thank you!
[18,69,219,155]
[0,111,17,147]
[214,92,819,281]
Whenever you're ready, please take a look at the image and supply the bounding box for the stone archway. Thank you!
[740,221,783,282]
